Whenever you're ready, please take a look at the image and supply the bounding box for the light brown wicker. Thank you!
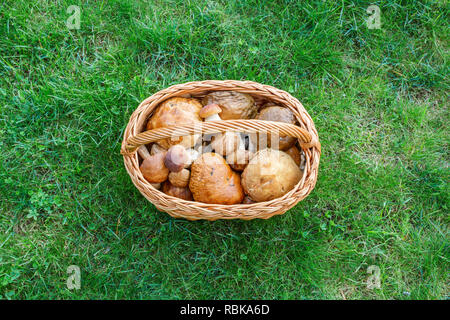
[121,80,321,220]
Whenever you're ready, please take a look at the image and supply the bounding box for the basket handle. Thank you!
[121,119,321,156]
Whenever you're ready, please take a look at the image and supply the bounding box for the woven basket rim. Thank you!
[121,80,321,220]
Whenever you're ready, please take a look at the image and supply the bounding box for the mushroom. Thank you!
[226,149,253,172]
[189,153,244,204]
[199,103,223,153]
[299,151,306,171]
[199,103,245,156]
[168,168,190,188]
[186,149,200,167]
[164,145,199,172]
[194,140,208,155]
[251,105,297,151]
[164,145,190,172]
[202,91,257,120]
[258,102,278,111]
[199,103,223,152]
[199,103,222,121]
[150,183,161,189]
[211,132,244,156]
[138,145,169,183]
[146,97,203,149]
[284,145,301,166]
[241,148,302,202]
[162,181,193,201]
[150,143,167,155]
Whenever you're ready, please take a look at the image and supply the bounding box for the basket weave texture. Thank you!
[121,80,321,220]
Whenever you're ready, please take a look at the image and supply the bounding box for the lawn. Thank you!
[0,0,448,299]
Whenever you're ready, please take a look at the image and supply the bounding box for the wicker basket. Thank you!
[121,80,321,220]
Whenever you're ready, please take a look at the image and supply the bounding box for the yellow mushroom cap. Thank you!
[241,148,302,202]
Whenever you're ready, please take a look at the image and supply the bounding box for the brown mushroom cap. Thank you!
[168,168,190,188]
[211,132,240,156]
[162,181,193,201]
[241,149,302,202]
[150,183,161,189]
[202,91,256,120]
[252,106,297,151]
[199,103,222,119]
[259,102,278,110]
[284,145,301,166]
[226,149,253,172]
[189,153,244,204]
[139,151,169,183]
[146,97,202,149]
[164,145,190,172]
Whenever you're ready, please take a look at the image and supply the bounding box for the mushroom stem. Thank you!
[246,134,257,153]
[211,131,241,156]
[151,143,167,155]
[199,103,222,121]
[184,149,199,168]
[199,104,227,156]
[237,133,246,150]
[138,145,151,160]
[205,113,221,122]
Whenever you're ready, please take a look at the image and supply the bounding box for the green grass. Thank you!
[0,0,448,299]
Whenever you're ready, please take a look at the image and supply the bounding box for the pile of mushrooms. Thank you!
[138,92,306,205]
